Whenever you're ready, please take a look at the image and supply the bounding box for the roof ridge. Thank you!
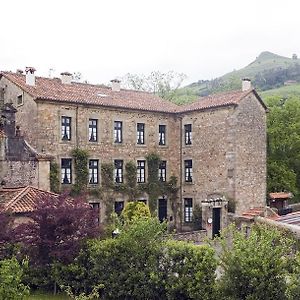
[3,186,30,211]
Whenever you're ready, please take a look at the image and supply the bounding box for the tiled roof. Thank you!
[178,89,261,113]
[0,72,179,113]
[269,192,293,200]
[0,186,59,213]
[0,72,267,114]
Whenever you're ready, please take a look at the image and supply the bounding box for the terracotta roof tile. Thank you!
[1,72,179,113]
[178,89,254,112]
[269,192,293,200]
[1,72,267,114]
[0,186,59,213]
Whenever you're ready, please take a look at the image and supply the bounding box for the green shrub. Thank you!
[0,257,29,300]
[163,240,216,300]
[121,201,151,223]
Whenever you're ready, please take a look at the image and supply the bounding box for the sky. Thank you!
[1,0,300,86]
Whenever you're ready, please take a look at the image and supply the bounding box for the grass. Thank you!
[259,83,300,98]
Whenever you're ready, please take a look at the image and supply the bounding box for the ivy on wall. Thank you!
[50,161,60,193]
[71,148,89,195]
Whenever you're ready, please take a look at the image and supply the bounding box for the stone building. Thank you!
[0,103,52,191]
[0,70,267,236]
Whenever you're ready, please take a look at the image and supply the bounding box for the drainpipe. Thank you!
[179,115,183,232]
[76,106,79,148]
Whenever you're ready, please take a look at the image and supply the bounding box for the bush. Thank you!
[121,201,151,223]
[163,240,216,300]
[0,257,29,300]
[217,224,294,300]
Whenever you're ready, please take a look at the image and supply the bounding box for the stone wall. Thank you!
[233,94,266,214]
[171,230,207,243]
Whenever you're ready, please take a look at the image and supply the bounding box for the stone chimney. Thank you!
[242,78,251,91]
[25,67,36,86]
[61,72,73,84]
[111,79,121,92]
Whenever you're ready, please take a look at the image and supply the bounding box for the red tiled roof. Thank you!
[0,186,59,213]
[241,207,265,220]
[269,192,293,200]
[0,72,179,113]
[178,89,261,112]
[1,71,267,114]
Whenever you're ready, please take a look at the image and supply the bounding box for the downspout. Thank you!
[76,106,79,148]
[179,115,183,232]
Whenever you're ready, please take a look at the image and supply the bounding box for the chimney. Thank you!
[25,67,36,86]
[242,78,251,91]
[61,72,73,84]
[111,79,121,92]
[16,69,24,74]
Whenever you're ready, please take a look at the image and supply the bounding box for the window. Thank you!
[114,201,124,216]
[114,160,123,183]
[90,202,100,225]
[89,119,98,142]
[159,161,166,182]
[61,158,72,184]
[184,124,192,145]
[89,160,99,184]
[61,116,71,141]
[137,123,145,144]
[17,94,23,106]
[184,198,193,223]
[184,160,193,182]
[137,160,145,183]
[159,125,166,145]
[114,121,122,143]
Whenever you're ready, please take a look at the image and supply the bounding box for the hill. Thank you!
[174,51,300,104]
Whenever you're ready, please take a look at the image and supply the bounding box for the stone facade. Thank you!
[0,104,52,191]
[0,71,267,234]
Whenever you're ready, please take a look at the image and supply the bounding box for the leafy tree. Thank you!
[67,218,167,299]
[266,95,300,195]
[217,224,294,300]
[56,218,217,300]
[163,240,216,300]
[122,71,187,100]
[14,194,100,289]
[121,201,151,223]
[0,212,15,260]
[0,257,29,300]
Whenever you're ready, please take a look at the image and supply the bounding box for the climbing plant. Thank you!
[50,161,60,193]
[71,148,89,195]
[100,163,115,223]
[145,153,163,214]
[114,161,143,201]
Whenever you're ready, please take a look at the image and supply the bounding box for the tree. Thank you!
[266,96,300,196]
[163,240,216,300]
[14,194,100,290]
[122,71,187,100]
[121,201,151,223]
[217,224,294,300]
[0,257,29,300]
[55,218,217,299]
[0,212,15,260]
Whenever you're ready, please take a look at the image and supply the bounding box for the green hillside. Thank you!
[175,51,300,104]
